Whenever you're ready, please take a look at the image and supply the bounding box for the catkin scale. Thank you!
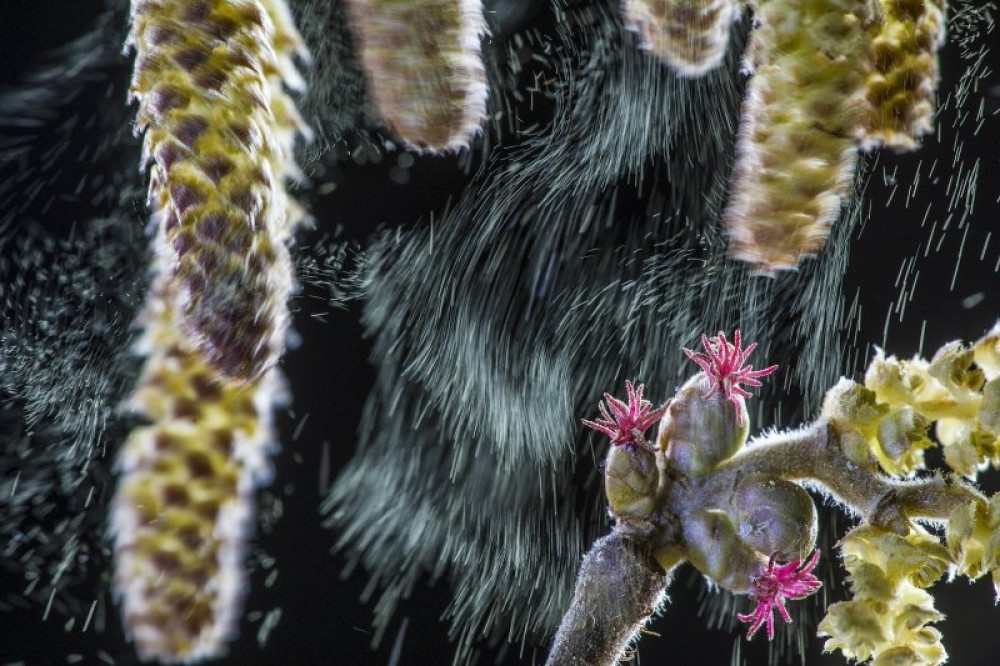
[622,0,738,76]
[724,0,880,272]
[346,0,488,152]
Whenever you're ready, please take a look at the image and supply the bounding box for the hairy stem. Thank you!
[703,423,983,531]
[546,531,671,666]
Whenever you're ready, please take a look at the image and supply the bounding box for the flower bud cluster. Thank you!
[663,370,818,592]
[819,526,949,666]
[584,332,821,637]
[566,330,1000,665]
[663,334,818,608]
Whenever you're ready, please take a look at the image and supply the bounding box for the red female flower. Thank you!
[683,329,778,425]
[582,381,667,448]
[737,549,822,640]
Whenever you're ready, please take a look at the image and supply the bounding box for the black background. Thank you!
[2,1,1000,665]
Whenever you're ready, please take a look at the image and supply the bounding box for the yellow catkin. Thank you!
[864,339,1000,478]
[115,0,306,661]
[724,0,881,273]
[819,526,949,666]
[858,0,947,151]
[346,0,488,152]
[973,322,1000,381]
[621,0,738,76]
[128,0,306,382]
[947,494,1000,593]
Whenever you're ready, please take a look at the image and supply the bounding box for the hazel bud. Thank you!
[682,509,760,594]
[658,375,748,476]
[605,443,659,520]
[732,477,817,562]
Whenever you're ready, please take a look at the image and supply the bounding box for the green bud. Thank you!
[682,510,760,594]
[605,443,659,520]
[658,376,747,476]
[733,477,817,561]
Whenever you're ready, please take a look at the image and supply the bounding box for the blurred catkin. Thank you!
[858,0,947,150]
[622,0,738,76]
[112,275,283,662]
[346,0,488,151]
[115,0,306,661]
[725,0,951,272]
[724,0,880,272]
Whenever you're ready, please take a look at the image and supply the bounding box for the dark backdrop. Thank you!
[2,2,999,665]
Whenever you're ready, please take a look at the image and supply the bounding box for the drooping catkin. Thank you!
[724,0,880,273]
[857,0,948,151]
[116,0,306,661]
[346,0,488,152]
[622,0,739,76]
[128,0,306,382]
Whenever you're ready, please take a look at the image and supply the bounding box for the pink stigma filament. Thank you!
[737,549,822,641]
[682,329,778,425]
[582,380,667,448]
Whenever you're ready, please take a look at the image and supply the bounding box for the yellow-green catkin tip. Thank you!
[621,0,738,76]
[113,278,283,663]
[724,0,880,272]
[347,0,488,152]
[858,0,947,151]
[129,0,307,382]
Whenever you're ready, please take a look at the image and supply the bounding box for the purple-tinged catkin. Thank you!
[112,274,284,662]
[128,0,307,382]
[115,0,306,660]
[346,0,488,152]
